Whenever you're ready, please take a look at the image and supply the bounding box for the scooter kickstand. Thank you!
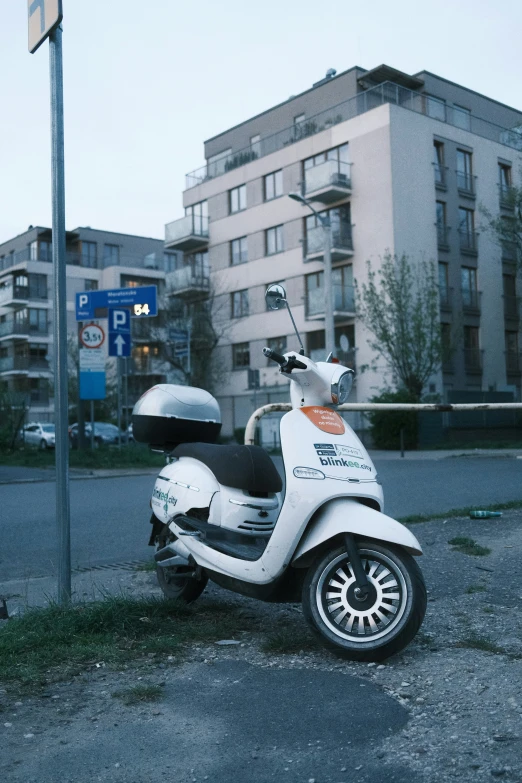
[344,533,370,600]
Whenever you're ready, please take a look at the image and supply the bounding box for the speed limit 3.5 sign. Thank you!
[80,323,105,349]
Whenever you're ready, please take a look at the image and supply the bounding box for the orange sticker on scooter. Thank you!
[300,407,345,435]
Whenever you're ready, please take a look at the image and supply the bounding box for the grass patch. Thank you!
[135,560,157,573]
[454,635,506,655]
[0,595,246,690]
[0,445,165,470]
[112,684,163,705]
[398,499,522,525]
[260,626,318,654]
[465,584,487,594]
[448,537,491,557]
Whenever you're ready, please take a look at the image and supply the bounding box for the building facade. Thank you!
[0,226,179,422]
[165,64,522,440]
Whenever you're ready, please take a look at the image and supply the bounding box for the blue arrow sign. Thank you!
[108,308,131,334]
[76,286,157,321]
[108,333,131,358]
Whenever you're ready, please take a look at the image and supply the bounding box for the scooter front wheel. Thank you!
[155,533,208,604]
[302,540,426,662]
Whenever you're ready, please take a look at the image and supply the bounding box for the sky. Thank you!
[1,0,521,245]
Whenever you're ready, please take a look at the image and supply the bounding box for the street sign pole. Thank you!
[117,359,122,449]
[49,23,71,604]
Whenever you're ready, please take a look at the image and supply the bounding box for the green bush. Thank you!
[367,389,418,450]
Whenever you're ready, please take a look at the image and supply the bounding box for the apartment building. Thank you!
[165,63,522,439]
[0,226,179,421]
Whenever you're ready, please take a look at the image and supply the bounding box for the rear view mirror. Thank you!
[265,284,287,310]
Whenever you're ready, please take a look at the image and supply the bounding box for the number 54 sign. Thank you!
[134,303,150,316]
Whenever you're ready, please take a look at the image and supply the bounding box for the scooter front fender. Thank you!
[292,498,422,566]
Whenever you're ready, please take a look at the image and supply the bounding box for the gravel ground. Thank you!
[1,509,522,782]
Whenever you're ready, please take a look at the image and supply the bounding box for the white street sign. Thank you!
[79,348,105,371]
[28,0,63,54]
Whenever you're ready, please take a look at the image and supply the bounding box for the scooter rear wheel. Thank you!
[156,534,208,603]
[302,540,426,662]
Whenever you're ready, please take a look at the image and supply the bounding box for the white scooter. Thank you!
[133,284,426,661]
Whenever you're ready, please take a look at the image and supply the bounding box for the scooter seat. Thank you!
[172,443,283,494]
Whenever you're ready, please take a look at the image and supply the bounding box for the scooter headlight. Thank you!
[331,369,354,405]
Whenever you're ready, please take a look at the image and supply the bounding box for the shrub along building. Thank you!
[165,63,522,443]
[0,226,180,423]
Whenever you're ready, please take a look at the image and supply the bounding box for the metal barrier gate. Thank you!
[244,402,522,446]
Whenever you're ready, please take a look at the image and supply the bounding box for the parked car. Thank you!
[18,422,56,449]
[69,422,127,449]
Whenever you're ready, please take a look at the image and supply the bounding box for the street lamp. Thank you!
[288,192,335,357]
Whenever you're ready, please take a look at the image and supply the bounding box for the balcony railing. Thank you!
[305,223,353,262]
[0,320,48,339]
[501,241,518,262]
[0,356,50,374]
[437,225,450,250]
[459,230,479,254]
[456,171,476,196]
[506,351,522,374]
[0,285,29,307]
[167,264,210,298]
[433,164,448,189]
[185,79,522,189]
[303,161,352,204]
[461,289,482,313]
[439,286,453,310]
[499,185,517,210]
[503,294,520,320]
[165,214,209,251]
[306,284,356,319]
[464,348,483,372]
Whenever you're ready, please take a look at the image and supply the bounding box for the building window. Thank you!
[266,336,287,363]
[103,244,120,266]
[29,274,47,299]
[121,274,160,289]
[185,200,208,235]
[39,241,52,262]
[441,322,452,369]
[464,326,481,370]
[294,113,305,126]
[264,170,283,201]
[499,162,512,201]
[506,331,520,373]
[231,289,249,318]
[425,95,446,122]
[458,207,475,250]
[306,325,355,367]
[453,105,471,131]
[29,308,47,334]
[81,241,98,268]
[229,185,247,214]
[438,262,449,305]
[84,279,98,291]
[304,143,349,171]
[232,342,250,368]
[265,225,284,255]
[230,237,248,266]
[461,266,478,307]
[456,149,473,192]
[433,141,445,185]
[503,274,518,318]
[164,252,177,273]
[436,201,448,246]
[250,135,261,157]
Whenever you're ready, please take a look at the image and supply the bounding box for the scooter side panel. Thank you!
[291,497,423,563]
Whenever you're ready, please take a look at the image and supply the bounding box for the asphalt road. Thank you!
[1,457,521,581]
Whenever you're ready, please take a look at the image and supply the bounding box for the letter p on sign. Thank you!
[78,294,89,309]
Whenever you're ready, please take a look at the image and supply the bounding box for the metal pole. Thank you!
[117,359,122,448]
[49,25,71,604]
[187,318,192,383]
[400,427,405,458]
[90,400,94,449]
[322,216,335,356]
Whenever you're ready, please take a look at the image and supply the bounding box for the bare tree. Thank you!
[0,389,28,451]
[355,253,444,400]
[481,186,522,269]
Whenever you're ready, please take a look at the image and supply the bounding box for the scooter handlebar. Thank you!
[263,347,307,372]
